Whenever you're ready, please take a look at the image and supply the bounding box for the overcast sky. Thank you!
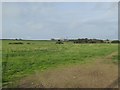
[2,2,118,40]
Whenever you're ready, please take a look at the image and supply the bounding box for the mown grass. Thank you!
[2,40,118,86]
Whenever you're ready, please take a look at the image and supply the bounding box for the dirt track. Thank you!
[17,52,118,88]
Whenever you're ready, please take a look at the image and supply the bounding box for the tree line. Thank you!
[51,38,120,44]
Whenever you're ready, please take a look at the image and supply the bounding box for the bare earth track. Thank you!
[17,52,118,88]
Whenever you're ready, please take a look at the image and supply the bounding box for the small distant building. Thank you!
[104,40,112,43]
[51,38,68,41]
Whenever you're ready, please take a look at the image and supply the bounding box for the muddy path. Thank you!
[17,52,118,88]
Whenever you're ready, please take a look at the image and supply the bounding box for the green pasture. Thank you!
[2,40,118,86]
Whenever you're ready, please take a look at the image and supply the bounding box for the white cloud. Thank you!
[2,2,118,40]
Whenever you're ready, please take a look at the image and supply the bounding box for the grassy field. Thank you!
[2,40,118,87]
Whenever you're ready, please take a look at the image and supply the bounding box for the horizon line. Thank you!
[1,38,119,41]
